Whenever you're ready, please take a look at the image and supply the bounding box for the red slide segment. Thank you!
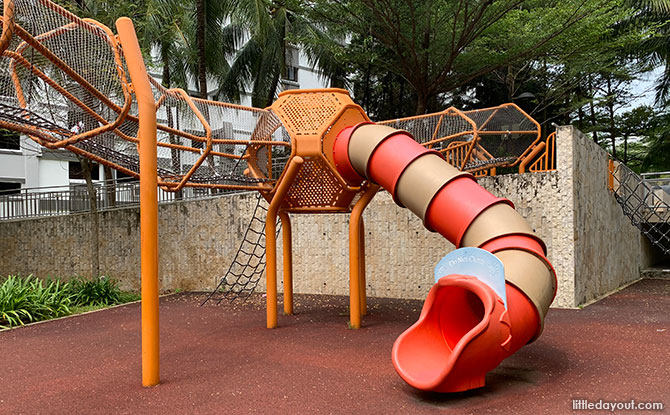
[333,123,556,392]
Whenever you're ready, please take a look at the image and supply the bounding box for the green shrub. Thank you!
[67,276,124,307]
[0,275,138,329]
[0,275,72,329]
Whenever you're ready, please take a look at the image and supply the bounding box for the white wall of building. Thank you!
[0,150,26,183]
[297,50,328,90]
[38,158,70,189]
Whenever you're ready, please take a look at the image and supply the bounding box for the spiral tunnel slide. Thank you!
[333,123,557,393]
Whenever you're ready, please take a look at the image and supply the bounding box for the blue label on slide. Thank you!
[434,248,507,309]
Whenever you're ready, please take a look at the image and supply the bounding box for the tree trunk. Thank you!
[162,53,183,200]
[78,155,100,278]
[415,93,428,115]
[606,76,617,158]
[103,165,115,207]
[196,0,207,99]
[362,64,371,112]
[587,76,599,144]
[623,133,629,163]
[265,69,282,108]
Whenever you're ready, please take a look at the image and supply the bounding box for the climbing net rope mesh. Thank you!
[379,104,541,174]
[0,0,292,192]
[202,192,281,305]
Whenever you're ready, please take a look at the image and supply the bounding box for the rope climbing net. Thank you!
[0,0,292,193]
[379,103,542,175]
[202,193,280,304]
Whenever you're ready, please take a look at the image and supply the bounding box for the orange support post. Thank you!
[348,184,379,328]
[266,157,304,328]
[358,218,367,315]
[608,158,615,191]
[279,211,294,315]
[116,17,160,387]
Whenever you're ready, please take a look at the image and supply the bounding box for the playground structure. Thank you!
[0,0,558,393]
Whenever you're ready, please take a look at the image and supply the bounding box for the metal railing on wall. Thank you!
[608,161,670,255]
[0,178,245,221]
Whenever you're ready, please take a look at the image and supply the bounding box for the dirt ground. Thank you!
[0,279,668,414]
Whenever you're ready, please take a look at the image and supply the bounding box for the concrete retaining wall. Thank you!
[0,126,650,307]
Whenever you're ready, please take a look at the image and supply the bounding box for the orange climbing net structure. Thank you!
[379,104,550,176]
[0,0,556,388]
[0,0,291,194]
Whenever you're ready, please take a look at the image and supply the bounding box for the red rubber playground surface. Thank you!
[1,279,668,415]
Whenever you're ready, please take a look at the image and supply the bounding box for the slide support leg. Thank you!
[279,211,294,315]
[359,218,367,315]
[266,156,303,328]
[348,184,379,328]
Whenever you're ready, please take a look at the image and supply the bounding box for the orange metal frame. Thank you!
[381,103,544,176]
[263,89,378,330]
[524,132,556,173]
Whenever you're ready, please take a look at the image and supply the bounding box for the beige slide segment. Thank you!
[461,203,537,248]
[348,124,406,177]
[494,249,556,331]
[395,153,472,222]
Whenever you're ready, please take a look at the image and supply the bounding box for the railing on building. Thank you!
[0,178,245,221]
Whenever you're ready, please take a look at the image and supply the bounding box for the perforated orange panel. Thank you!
[269,89,369,213]
[283,157,354,210]
[275,91,344,136]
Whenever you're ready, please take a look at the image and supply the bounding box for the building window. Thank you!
[69,161,100,180]
[285,46,299,83]
[0,128,20,150]
[0,182,21,194]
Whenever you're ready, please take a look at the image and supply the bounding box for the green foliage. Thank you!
[308,0,629,115]
[66,276,123,307]
[0,275,71,329]
[0,275,139,329]
[219,0,342,107]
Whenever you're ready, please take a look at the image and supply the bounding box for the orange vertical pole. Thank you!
[279,211,293,315]
[266,157,303,328]
[116,17,160,387]
[608,158,614,191]
[348,185,379,328]
[358,217,367,315]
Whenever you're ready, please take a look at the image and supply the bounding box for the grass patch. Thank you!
[70,305,106,314]
[0,275,139,329]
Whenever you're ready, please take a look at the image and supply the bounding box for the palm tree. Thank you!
[191,0,233,99]
[219,0,345,107]
[629,0,670,106]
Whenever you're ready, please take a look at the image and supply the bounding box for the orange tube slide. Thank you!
[333,123,557,392]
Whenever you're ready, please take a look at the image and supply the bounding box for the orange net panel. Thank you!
[463,104,541,168]
[0,0,291,192]
[379,103,541,175]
